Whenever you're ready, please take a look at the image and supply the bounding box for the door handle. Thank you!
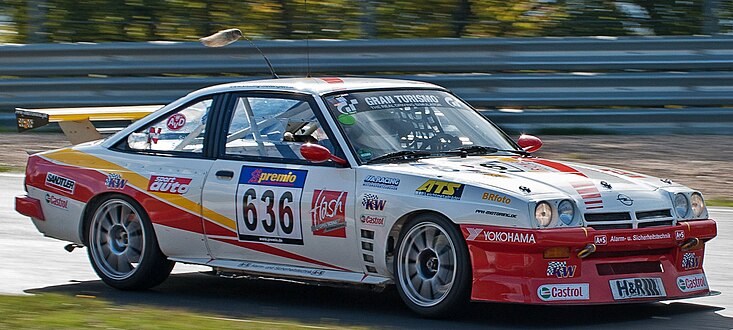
[215,170,234,179]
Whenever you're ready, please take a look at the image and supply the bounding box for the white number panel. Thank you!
[235,166,308,245]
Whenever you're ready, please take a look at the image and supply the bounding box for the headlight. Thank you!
[674,193,689,218]
[535,202,553,227]
[691,193,706,218]
[558,200,574,225]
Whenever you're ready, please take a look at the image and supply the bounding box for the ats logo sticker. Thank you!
[45,172,75,194]
[547,261,577,278]
[105,173,127,190]
[241,167,307,188]
[147,176,192,194]
[415,180,464,200]
[675,230,685,241]
[362,193,386,211]
[311,190,348,238]
[45,193,69,210]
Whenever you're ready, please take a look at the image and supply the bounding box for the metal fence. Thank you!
[2,36,733,133]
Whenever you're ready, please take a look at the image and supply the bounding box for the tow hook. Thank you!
[680,238,701,251]
[577,243,597,259]
[64,243,84,252]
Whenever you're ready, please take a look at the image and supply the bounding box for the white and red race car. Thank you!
[16,77,716,317]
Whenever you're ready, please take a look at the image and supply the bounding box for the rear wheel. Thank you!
[87,195,174,290]
[394,214,471,318]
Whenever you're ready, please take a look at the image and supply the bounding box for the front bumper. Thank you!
[461,220,716,304]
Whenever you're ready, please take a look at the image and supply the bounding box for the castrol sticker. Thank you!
[166,113,186,131]
[537,284,590,301]
[677,274,708,293]
[147,175,192,194]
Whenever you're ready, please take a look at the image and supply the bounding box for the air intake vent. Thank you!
[636,209,672,220]
[584,212,632,222]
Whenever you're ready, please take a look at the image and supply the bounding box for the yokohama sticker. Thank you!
[311,190,348,238]
[45,172,75,194]
[147,175,192,194]
[677,274,708,293]
[537,284,589,301]
[465,228,536,244]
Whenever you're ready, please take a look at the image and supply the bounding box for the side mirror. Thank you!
[300,143,348,166]
[517,134,543,153]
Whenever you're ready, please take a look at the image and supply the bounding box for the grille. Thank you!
[636,209,672,220]
[584,209,675,230]
[596,261,663,276]
[638,220,674,228]
[584,212,633,230]
[584,212,632,222]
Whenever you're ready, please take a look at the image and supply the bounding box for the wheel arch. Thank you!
[80,191,141,246]
[385,209,463,277]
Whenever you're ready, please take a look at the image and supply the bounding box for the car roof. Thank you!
[191,77,446,97]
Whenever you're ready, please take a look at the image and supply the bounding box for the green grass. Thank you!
[707,199,733,207]
[0,294,363,329]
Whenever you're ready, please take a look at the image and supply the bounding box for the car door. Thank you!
[110,95,222,260]
[201,92,361,272]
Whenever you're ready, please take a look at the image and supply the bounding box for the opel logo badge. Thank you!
[617,194,633,206]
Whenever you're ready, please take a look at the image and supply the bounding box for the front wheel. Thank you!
[87,194,174,290]
[394,214,471,318]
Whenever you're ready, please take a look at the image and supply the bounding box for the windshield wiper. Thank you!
[450,145,531,157]
[366,150,435,164]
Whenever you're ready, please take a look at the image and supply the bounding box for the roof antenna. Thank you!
[304,0,311,77]
[200,28,279,79]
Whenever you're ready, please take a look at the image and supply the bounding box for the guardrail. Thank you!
[2,36,733,132]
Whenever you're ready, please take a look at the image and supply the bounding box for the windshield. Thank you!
[323,90,517,162]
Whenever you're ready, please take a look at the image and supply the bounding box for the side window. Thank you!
[127,98,212,153]
[224,95,337,162]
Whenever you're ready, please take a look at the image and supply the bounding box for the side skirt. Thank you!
[170,257,393,288]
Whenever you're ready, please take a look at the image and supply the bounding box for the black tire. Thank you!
[393,213,471,318]
[87,194,174,290]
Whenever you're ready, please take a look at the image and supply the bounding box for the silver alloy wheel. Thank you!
[397,222,457,307]
[89,199,146,280]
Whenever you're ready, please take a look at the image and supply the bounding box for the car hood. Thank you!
[369,155,683,211]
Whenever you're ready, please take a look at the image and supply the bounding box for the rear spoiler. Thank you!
[15,105,162,144]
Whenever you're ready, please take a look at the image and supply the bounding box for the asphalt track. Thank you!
[2,174,732,329]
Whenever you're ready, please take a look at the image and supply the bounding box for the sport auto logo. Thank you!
[147,175,192,194]
[537,284,589,301]
[311,190,348,237]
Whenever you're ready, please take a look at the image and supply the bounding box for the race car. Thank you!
[15,77,717,317]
